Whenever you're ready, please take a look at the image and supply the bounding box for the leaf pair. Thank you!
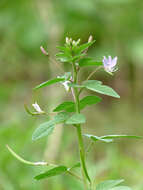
[53,95,101,112]
[96,179,132,190]
[32,112,87,141]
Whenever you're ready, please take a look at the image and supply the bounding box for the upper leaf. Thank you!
[83,80,120,98]
[96,179,124,190]
[74,40,96,55]
[65,113,86,125]
[78,57,102,67]
[34,78,65,90]
[34,166,67,180]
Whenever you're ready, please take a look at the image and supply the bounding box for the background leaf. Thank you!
[34,166,67,180]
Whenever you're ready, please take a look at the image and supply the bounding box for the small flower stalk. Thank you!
[7,36,140,190]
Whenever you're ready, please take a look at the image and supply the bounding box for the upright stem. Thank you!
[72,63,89,190]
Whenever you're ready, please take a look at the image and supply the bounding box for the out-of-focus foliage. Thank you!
[0,0,143,189]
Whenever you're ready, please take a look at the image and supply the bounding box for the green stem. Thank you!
[72,63,90,190]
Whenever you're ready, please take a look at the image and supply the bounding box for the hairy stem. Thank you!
[72,63,90,190]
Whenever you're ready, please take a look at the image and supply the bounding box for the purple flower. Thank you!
[103,56,118,73]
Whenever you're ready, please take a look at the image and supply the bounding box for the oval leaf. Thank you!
[65,113,86,125]
[34,166,67,180]
[96,179,124,190]
[32,121,54,141]
[83,80,120,98]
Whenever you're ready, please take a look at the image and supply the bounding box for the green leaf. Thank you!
[83,80,102,86]
[34,78,65,90]
[53,96,101,113]
[56,52,72,63]
[96,179,124,190]
[84,134,142,143]
[34,166,67,180]
[74,40,96,54]
[53,112,70,124]
[32,112,70,141]
[65,113,86,125]
[78,57,102,67]
[111,186,132,190]
[32,121,54,141]
[83,80,120,98]
[80,96,101,110]
[56,46,71,56]
[53,101,75,112]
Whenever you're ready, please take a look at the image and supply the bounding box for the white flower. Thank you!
[62,81,70,91]
[103,56,118,73]
[32,102,44,114]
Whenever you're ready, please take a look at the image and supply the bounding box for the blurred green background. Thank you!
[0,0,143,189]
